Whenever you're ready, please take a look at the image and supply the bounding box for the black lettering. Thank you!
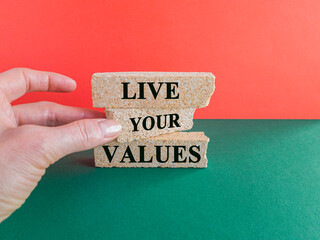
[138,82,146,99]
[147,82,164,99]
[142,116,155,130]
[156,114,168,129]
[121,82,136,99]
[102,146,119,163]
[130,117,142,132]
[169,113,180,128]
[173,146,187,163]
[165,82,179,99]
[139,146,153,163]
[155,145,170,163]
[120,146,136,163]
[189,145,201,163]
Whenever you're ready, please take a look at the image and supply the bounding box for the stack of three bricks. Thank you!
[92,72,215,168]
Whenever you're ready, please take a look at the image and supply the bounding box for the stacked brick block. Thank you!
[92,72,215,168]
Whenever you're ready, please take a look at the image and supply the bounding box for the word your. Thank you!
[102,145,202,164]
[129,113,180,132]
[121,82,179,99]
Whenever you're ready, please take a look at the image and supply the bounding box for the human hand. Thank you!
[0,68,121,222]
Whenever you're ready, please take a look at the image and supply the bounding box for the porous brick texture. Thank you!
[105,108,195,142]
[92,72,215,109]
[94,132,209,168]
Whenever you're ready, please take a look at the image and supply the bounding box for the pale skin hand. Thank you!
[0,68,121,223]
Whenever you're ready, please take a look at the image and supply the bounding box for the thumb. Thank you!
[43,118,121,160]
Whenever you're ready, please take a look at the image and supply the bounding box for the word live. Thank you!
[122,82,179,100]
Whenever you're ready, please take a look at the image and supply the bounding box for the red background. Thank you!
[0,0,319,119]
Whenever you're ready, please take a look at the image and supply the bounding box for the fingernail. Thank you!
[69,79,77,88]
[98,120,121,138]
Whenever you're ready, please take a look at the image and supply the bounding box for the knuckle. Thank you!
[32,72,49,91]
[45,109,58,126]
[74,121,94,148]
[35,101,60,126]
[43,103,59,126]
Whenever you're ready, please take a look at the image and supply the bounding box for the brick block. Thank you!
[105,108,195,142]
[92,72,215,109]
[94,132,209,168]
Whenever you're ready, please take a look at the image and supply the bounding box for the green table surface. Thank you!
[1,120,320,240]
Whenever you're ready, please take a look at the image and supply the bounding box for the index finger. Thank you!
[0,68,77,102]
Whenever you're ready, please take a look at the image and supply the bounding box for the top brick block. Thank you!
[92,72,215,109]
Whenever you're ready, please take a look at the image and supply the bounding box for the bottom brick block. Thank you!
[94,132,209,168]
